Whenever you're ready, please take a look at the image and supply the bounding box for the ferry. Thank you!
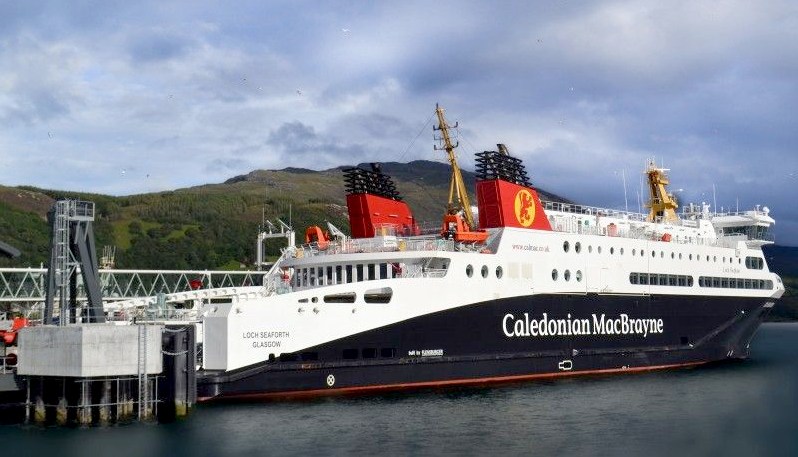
[196,106,784,400]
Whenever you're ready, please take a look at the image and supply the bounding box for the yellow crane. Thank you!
[434,104,476,230]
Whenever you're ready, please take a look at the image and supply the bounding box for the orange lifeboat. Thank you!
[305,226,330,250]
[661,233,672,242]
[440,214,489,243]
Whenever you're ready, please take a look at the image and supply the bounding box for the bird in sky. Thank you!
[296,89,303,96]
[341,28,350,33]
[47,132,52,139]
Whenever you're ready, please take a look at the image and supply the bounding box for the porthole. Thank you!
[598,246,603,254]
[706,255,710,262]
[660,251,664,258]
[671,252,675,259]
[640,249,644,257]
[563,241,570,253]
[311,297,318,303]
[633,249,637,256]
[713,256,717,263]
[620,248,624,255]
[481,265,489,278]
[610,247,615,255]
[564,270,571,281]
[552,269,558,281]
[588,245,593,253]
[679,253,683,260]
[652,250,655,258]
[466,265,473,278]
[496,266,503,279]
[575,242,581,253]
[689,254,693,260]
[576,270,583,282]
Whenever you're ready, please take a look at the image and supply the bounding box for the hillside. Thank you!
[0,161,569,270]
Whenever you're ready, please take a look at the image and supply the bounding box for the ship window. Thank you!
[326,266,333,285]
[706,255,710,262]
[356,264,364,281]
[620,248,624,255]
[481,265,489,278]
[669,276,677,286]
[343,349,358,360]
[279,353,299,362]
[588,245,593,253]
[766,280,773,290]
[678,276,686,287]
[379,263,388,279]
[744,279,752,288]
[688,277,694,287]
[380,348,397,358]
[563,241,570,253]
[671,252,675,259]
[660,251,664,258]
[630,273,639,285]
[335,265,343,284]
[362,348,378,359]
[324,292,356,304]
[639,273,648,285]
[575,242,581,253]
[659,275,668,286]
[598,246,603,254]
[679,253,683,260]
[298,298,309,303]
[633,249,637,256]
[317,267,324,285]
[712,277,720,288]
[311,297,318,303]
[610,247,615,255]
[689,254,692,260]
[713,256,717,263]
[364,288,392,304]
[729,279,737,289]
[564,270,571,281]
[721,278,729,288]
[496,266,504,279]
[552,269,559,281]
[576,270,583,282]
[367,264,376,280]
[466,264,474,278]
[346,265,353,283]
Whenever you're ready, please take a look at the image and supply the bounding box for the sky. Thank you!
[1,1,796,244]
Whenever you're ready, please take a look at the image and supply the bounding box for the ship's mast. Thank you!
[434,104,476,230]
[645,159,679,223]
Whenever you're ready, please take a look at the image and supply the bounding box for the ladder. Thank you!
[137,324,148,419]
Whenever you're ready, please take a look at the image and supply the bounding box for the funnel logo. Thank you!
[514,189,536,227]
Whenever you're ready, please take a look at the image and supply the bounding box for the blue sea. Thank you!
[3,323,797,457]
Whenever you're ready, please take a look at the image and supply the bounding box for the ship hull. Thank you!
[197,293,773,401]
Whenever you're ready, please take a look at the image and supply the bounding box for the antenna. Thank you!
[622,169,628,213]
[712,183,717,216]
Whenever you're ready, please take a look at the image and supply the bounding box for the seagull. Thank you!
[121,169,126,176]
[296,89,303,96]
[342,28,350,33]
[47,132,52,139]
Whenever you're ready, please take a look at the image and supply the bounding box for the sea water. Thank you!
[3,323,797,457]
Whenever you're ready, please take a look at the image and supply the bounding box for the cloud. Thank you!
[0,0,796,243]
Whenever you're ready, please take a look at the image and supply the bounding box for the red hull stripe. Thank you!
[200,361,706,402]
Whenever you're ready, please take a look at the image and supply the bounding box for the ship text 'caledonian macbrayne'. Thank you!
[194,105,784,400]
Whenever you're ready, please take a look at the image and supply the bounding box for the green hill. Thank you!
[0,161,568,270]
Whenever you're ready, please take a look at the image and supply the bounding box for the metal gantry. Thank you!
[0,268,267,311]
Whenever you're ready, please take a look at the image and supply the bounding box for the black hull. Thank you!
[198,293,773,401]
